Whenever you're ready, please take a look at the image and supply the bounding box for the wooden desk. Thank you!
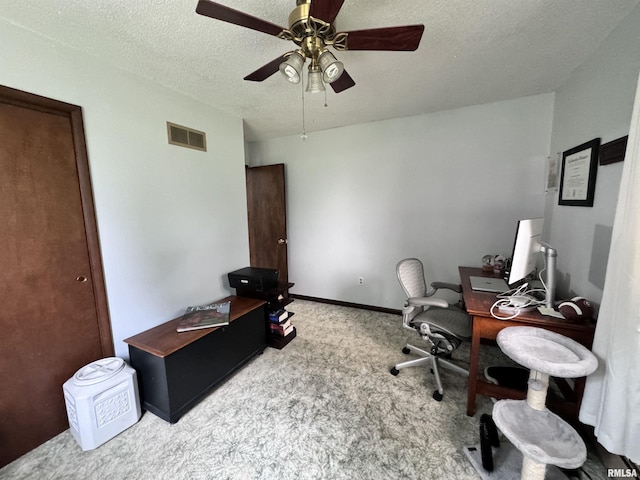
[460,267,596,420]
[124,295,266,423]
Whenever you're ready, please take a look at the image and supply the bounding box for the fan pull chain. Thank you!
[324,87,328,108]
[301,78,307,141]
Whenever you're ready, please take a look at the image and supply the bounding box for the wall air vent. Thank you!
[167,122,207,152]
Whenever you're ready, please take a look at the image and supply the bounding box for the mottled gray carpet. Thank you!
[0,300,605,479]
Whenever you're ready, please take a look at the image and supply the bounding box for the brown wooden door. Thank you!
[246,164,289,284]
[0,87,112,467]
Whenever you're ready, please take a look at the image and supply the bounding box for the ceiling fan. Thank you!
[196,0,425,94]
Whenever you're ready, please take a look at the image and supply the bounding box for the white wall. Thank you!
[0,21,250,359]
[249,94,554,309]
[547,3,640,308]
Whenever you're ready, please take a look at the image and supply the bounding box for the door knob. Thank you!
[278,238,288,245]
[76,276,88,282]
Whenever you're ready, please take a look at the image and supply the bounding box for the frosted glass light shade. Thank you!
[279,52,304,84]
[306,68,325,93]
[318,50,344,83]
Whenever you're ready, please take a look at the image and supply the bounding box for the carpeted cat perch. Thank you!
[465,326,598,480]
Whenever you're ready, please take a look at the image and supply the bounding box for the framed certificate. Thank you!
[559,138,600,207]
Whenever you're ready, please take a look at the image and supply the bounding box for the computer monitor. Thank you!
[507,217,557,308]
[508,218,544,285]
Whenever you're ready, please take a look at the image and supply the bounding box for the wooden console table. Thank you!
[460,267,596,420]
[124,295,266,423]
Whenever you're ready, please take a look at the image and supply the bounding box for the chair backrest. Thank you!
[396,258,427,299]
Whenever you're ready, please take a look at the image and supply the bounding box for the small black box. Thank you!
[228,267,279,292]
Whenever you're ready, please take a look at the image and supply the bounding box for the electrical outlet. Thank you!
[358,276,365,285]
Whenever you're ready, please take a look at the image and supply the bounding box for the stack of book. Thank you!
[267,308,294,338]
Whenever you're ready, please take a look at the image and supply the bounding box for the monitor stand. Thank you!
[540,243,557,309]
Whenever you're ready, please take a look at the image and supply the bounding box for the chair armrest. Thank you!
[431,282,462,294]
[407,297,449,309]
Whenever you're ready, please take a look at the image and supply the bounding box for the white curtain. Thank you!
[579,72,640,463]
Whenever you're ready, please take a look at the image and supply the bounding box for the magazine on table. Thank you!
[176,301,231,332]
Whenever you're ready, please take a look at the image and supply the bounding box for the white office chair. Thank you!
[391,258,471,401]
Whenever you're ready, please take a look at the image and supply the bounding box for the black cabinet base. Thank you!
[136,346,265,423]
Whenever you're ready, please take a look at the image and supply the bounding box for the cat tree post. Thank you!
[492,326,598,480]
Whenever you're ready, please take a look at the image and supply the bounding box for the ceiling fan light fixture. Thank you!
[306,66,325,93]
[197,1,425,96]
[279,51,305,84]
[318,50,344,83]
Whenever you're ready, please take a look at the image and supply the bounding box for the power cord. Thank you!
[490,283,546,320]
[491,252,557,320]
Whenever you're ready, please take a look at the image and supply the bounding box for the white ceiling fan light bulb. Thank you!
[323,62,343,82]
[318,50,344,83]
[279,52,304,84]
[283,65,300,83]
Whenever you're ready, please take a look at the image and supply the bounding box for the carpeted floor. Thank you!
[0,300,606,479]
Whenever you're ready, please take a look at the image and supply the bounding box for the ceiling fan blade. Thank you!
[196,0,285,37]
[244,56,287,82]
[309,0,346,25]
[330,70,355,93]
[342,25,425,51]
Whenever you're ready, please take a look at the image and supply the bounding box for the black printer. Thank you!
[228,267,279,292]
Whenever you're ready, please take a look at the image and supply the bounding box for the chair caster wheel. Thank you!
[402,347,411,354]
[390,367,399,376]
[432,390,443,401]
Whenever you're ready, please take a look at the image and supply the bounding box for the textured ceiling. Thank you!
[2,0,639,141]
